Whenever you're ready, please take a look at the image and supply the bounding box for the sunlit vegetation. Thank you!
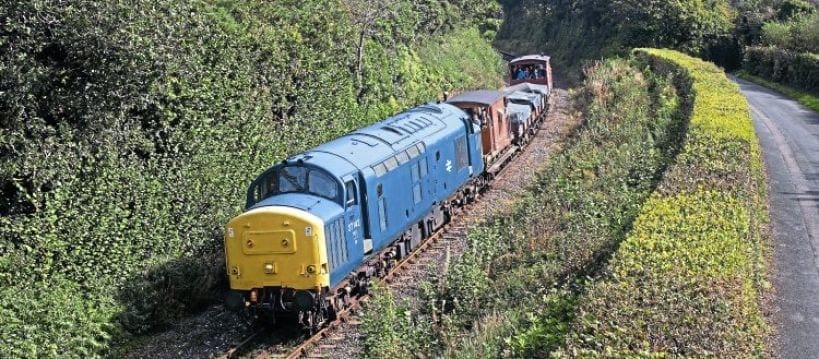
[738,0,819,93]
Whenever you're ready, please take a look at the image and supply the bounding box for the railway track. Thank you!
[217,90,572,359]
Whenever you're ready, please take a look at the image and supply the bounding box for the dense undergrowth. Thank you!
[0,1,503,356]
[361,57,688,357]
[560,49,770,357]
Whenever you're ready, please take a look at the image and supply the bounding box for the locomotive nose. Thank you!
[224,206,329,292]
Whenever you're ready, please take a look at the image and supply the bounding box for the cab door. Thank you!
[342,175,364,251]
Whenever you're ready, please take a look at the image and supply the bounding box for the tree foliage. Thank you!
[494,0,738,78]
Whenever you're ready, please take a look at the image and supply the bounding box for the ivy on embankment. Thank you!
[559,49,770,357]
[0,1,502,356]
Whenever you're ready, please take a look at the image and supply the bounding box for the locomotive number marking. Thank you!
[446,160,453,172]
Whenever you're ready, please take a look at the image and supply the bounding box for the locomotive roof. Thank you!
[284,102,467,175]
[446,90,504,106]
[510,54,551,64]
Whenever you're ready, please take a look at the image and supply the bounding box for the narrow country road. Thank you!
[735,78,819,359]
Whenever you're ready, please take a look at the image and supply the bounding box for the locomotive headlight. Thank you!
[306,264,317,274]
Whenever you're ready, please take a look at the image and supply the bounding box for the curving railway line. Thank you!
[215,89,575,359]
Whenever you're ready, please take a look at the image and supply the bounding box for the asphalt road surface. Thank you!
[736,78,819,359]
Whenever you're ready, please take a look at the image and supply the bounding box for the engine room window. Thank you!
[384,157,398,171]
[407,146,420,159]
[278,167,307,193]
[415,143,426,154]
[345,181,356,205]
[395,151,409,164]
[307,170,338,199]
[373,163,387,177]
[420,157,428,178]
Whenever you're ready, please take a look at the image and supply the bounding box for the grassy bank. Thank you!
[560,49,770,357]
[361,57,688,357]
[736,70,819,112]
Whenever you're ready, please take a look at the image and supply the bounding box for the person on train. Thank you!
[536,65,546,79]
[515,67,526,80]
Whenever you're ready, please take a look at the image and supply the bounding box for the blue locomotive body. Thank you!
[238,102,483,295]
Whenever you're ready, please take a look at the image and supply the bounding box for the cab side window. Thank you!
[345,181,356,206]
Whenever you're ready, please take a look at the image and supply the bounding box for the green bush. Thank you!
[743,45,819,92]
[760,8,819,53]
[559,49,770,357]
[0,0,502,356]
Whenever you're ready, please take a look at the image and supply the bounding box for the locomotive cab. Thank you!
[224,162,360,327]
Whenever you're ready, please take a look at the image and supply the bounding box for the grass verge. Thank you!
[735,70,819,113]
[559,49,771,357]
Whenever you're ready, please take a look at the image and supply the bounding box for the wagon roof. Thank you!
[504,83,549,95]
[510,54,551,64]
[506,91,536,102]
[446,90,504,106]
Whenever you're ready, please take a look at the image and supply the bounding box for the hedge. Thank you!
[743,46,819,93]
[561,49,770,357]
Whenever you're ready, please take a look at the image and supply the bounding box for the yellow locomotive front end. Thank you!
[224,206,331,326]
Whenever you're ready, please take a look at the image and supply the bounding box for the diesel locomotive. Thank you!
[223,55,552,329]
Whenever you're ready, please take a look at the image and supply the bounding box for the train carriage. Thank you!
[224,102,484,327]
[446,90,514,174]
[504,82,549,117]
[505,91,537,144]
[509,54,553,90]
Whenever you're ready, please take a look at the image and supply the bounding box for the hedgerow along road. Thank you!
[736,78,819,359]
